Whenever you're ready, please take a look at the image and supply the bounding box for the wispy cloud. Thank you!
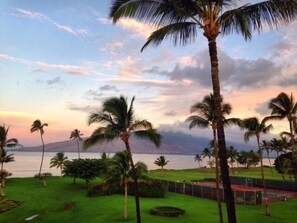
[13,8,88,36]
[118,18,156,39]
[0,54,17,61]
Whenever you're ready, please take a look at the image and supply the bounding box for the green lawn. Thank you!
[1,175,297,223]
[147,166,287,182]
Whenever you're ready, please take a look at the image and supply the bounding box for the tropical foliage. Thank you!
[30,119,48,180]
[70,129,83,159]
[154,156,169,176]
[84,95,161,223]
[50,152,68,178]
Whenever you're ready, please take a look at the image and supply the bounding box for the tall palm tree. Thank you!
[186,93,241,223]
[154,155,169,176]
[260,140,273,175]
[243,117,273,193]
[30,119,48,177]
[70,129,83,159]
[110,2,297,222]
[194,154,202,168]
[106,151,148,219]
[269,92,297,154]
[50,152,68,178]
[84,96,161,223]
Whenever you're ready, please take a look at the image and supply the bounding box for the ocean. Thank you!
[4,151,275,178]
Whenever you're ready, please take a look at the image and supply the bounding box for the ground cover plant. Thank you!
[1,175,297,223]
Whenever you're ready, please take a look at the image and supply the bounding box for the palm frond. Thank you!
[83,127,118,150]
[129,120,153,132]
[185,115,209,129]
[220,0,297,40]
[133,129,161,148]
[244,131,255,142]
[223,118,243,128]
[141,22,198,51]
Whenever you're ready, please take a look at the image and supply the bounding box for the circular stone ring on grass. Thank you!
[150,206,185,217]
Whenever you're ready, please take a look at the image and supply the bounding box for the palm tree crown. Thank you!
[50,152,68,178]
[0,125,18,150]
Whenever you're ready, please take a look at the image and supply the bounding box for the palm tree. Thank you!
[84,96,161,223]
[50,152,68,178]
[269,92,297,154]
[194,154,202,168]
[0,125,18,153]
[110,2,297,222]
[30,119,48,178]
[270,137,287,180]
[260,140,273,175]
[0,149,14,187]
[227,146,238,175]
[243,117,273,193]
[70,129,83,159]
[106,151,148,219]
[186,93,241,223]
[154,155,169,176]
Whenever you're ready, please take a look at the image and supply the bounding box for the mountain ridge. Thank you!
[18,131,254,155]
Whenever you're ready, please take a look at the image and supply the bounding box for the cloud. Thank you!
[0,54,17,61]
[117,18,156,39]
[35,61,93,76]
[164,111,177,117]
[46,77,64,85]
[13,8,88,36]
[99,85,118,91]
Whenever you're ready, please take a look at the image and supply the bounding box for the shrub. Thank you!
[0,170,12,179]
[87,183,120,197]
[34,172,52,179]
[127,180,166,198]
[150,206,185,217]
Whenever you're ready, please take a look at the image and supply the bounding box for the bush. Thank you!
[0,170,12,179]
[87,183,120,197]
[34,172,52,179]
[150,206,185,217]
[127,181,166,198]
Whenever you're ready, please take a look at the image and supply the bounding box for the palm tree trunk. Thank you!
[124,178,128,219]
[207,37,237,223]
[77,139,81,159]
[257,137,266,194]
[267,151,273,176]
[213,128,224,223]
[39,134,45,177]
[124,141,141,223]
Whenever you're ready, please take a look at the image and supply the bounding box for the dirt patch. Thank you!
[58,201,76,212]
[0,198,23,214]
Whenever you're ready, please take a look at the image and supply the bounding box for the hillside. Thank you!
[19,131,253,155]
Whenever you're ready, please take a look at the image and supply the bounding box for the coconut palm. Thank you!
[269,92,297,154]
[50,152,68,178]
[30,119,48,178]
[70,129,83,159]
[106,151,148,219]
[243,117,273,193]
[260,140,273,175]
[110,2,297,222]
[0,125,18,152]
[194,154,202,168]
[186,93,241,223]
[270,137,287,180]
[154,155,169,176]
[84,96,161,223]
[227,146,238,175]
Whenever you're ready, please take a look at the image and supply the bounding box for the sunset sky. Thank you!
[0,0,296,147]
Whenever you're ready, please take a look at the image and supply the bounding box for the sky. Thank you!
[0,0,296,147]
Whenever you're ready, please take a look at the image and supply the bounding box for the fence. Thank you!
[156,180,262,205]
[229,176,297,192]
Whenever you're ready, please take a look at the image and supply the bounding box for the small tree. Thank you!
[50,152,68,178]
[194,154,202,168]
[237,150,259,169]
[154,156,169,176]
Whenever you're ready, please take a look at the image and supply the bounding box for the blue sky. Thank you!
[0,0,296,146]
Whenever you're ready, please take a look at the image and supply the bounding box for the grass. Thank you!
[147,166,288,182]
[1,171,297,223]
